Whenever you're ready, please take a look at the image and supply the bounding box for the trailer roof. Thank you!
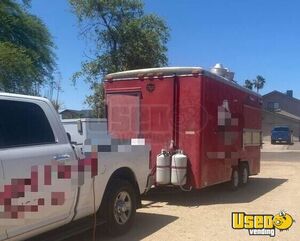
[105,67,261,97]
[105,67,203,80]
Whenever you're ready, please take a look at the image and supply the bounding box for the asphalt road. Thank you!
[65,153,300,241]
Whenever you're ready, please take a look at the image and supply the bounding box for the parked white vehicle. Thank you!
[0,93,150,241]
[61,118,108,145]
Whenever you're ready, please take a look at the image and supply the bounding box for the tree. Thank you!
[244,79,253,90]
[46,71,64,111]
[85,82,106,118]
[253,75,265,93]
[69,0,169,117]
[0,0,55,95]
[244,75,266,93]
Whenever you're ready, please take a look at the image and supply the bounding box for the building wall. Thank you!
[262,110,300,142]
[263,92,300,117]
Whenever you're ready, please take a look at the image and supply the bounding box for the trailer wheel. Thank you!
[230,168,239,190]
[106,179,136,236]
[239,163,249,186]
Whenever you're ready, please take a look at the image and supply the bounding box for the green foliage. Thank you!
[244,75,266,93]
[22,0,31,7]
[254,75,266,92]
[244,79,253,90]
[0,0,55,95]
[85,82,105,118]
[0,42,36,94]
[70,0,169,117]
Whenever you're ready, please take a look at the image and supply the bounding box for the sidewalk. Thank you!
[261,140,300,153]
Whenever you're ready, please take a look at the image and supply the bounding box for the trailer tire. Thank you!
[230,168,239,191]
[106,179,136,236]
[239,163,249,186]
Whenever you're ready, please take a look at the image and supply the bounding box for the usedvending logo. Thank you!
[232,211,295,237]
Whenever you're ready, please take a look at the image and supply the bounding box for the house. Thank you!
[59,109,93,119]
[262,90,300,141]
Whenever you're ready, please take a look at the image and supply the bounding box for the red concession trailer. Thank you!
[104,65,262,190]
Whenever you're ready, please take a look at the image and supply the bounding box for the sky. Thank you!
[29,0,300,110]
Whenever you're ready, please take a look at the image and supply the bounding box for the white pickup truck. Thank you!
[0,93,150,241]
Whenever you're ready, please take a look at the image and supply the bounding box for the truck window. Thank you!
[273,127,289,132]
[0,100,55,148]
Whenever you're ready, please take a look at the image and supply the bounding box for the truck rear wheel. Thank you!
[230,168,239,191]
[239,163,249,186]
[106,179,136,236]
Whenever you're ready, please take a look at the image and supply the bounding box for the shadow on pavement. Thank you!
[64,212,178,241]
[142,177,287,207]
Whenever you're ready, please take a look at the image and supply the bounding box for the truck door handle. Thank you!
[54,154,70,163]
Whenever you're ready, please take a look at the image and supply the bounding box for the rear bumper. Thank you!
[271,138,290,143]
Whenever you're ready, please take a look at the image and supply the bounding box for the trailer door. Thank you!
[106,92,140,139]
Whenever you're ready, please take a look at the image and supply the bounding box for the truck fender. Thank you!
[97,167,141,218]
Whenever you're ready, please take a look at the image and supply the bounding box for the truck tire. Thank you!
[106,179,136,236]
[230,168,239,191]
[239,163,249,186]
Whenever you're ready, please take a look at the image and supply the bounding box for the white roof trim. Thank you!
[105,67,261,98]
[105,67,203,80]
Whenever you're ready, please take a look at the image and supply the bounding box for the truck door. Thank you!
[0,98,77,239]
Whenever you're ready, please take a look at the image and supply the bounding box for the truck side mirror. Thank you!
[67,132,72,143]
[77,120,83,134]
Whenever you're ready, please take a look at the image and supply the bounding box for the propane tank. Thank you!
[156,149,171,185]
[171,150,187,186]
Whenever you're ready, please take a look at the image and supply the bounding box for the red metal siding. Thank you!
[105,78,175,169]
[105,73,262,189]
[177,75,202,188]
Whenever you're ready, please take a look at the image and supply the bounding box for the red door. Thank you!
[106,93,140,139]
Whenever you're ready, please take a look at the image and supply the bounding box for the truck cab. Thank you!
[0,93,150,241]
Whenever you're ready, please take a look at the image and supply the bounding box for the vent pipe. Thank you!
[210,63,235,82]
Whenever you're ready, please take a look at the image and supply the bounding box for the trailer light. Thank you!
[137,73,145,80]
[106,76,113,82]
[157,72,164,79]
[146,83,155,92]
[147,73,154,81]
[192,69,201,77]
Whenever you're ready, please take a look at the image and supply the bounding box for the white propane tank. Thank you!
[171,150,187,186]
[156,149,171,185]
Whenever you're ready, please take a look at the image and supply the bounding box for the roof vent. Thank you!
[210,63,235,81]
